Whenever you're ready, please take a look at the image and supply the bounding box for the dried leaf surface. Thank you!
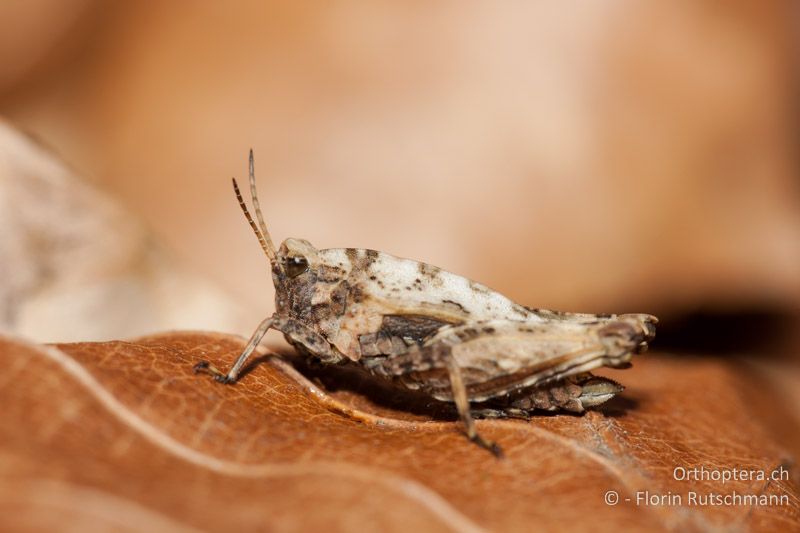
[0,332,797,532]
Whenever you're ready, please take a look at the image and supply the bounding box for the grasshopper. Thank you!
[195,152,657,456]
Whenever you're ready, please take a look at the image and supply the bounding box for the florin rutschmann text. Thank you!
[604,465,790,507]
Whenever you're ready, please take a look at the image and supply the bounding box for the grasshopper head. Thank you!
[272,238,333,316]
[231,152,346,318]
[275,238,320,280]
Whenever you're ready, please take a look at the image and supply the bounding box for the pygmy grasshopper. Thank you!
[195,152,657,456]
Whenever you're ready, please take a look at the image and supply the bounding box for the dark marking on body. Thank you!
[329,281,349,315]
[417,262,441,279]
[310,303,332,320]
[317,265,347,283]
[380,314,457,347]
[468,281,489,295]
[347,248,379,273]
[512,304,529,317]
[442,299,470,315]
[349,283,367,303]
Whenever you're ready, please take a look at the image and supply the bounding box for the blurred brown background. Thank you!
[2,4,800,531]
[0,1,798,347]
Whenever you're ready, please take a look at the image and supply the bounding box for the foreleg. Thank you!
[194,315,340,383]
[194,315,276,383]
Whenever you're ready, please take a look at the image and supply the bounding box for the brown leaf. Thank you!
[0,332,797,532]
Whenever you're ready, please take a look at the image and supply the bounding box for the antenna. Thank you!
[232,165,277,264]
[248,149,276,255]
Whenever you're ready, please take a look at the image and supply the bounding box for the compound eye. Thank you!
[285,255,308,278]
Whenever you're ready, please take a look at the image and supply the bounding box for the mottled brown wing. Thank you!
[381,317,652,402]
